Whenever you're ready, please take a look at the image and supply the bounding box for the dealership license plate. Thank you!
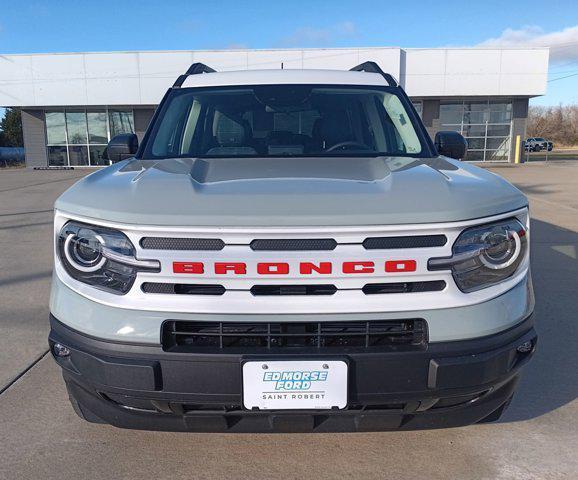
[242,360,348,410]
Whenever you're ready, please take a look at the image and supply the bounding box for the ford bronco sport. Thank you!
[49,62,536,432]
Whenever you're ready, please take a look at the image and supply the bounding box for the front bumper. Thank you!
[49,314,536,433]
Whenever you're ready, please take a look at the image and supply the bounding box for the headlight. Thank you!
[58,221,160,294]
[428,218,528,292]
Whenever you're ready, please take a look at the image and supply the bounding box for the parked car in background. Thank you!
[525,137,553,152]
[0,147,25,168]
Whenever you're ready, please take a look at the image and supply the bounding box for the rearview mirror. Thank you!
[434,131,467,160]
[104,133,139,163]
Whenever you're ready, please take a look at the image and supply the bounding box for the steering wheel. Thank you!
[324,141,371,152]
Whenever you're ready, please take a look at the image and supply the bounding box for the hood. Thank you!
[55,156,527,226]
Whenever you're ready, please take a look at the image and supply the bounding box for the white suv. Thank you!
[49,62,536,432]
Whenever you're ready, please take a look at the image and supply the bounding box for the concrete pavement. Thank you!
[0,163,576,480]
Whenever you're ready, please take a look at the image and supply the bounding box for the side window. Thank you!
[151,95,191,157]
[372,97,406,154]
[380,94,422,154]
[180,100,202,154]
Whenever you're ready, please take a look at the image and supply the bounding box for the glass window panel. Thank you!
[87,111,108,144]
[486,137,510,150]
[89,145,109,166]
[464,150,485,161]
[440,104,463,125]
[486,150,508,161]
[466,137,485,149]
[462,124,486,136]
[412,101,423,118]
[45,111,67,145]
[489,102,512,112]
[489,111,512,123]
[463,111,488,124]
[66,110,87,144]
[68,145,89,166]
[47,146,68,166]
[487,124,511,136]
[109,110,135,138]
[464,101,489,112]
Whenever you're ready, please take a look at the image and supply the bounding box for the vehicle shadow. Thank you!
[500,217,578,422]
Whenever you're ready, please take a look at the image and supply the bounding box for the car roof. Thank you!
[179,69,391,88]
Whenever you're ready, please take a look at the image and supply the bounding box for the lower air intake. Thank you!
[161,319,428,352]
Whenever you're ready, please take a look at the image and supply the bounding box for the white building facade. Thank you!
[0,46,549,166]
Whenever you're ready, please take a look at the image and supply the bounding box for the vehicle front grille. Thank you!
[142,281,445,296]
[138,235,447,251]
[161,319,428,352]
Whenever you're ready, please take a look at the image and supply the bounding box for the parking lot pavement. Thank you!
[0,164,576,480]
[0,168,95,391]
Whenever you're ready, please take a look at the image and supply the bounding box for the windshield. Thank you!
[142,85,427,159]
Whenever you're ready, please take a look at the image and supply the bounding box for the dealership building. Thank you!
[0,46,548,166]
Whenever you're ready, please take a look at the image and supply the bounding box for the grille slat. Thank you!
[250,284,337,296]
[363,235,447,250]
[140,237,225,250]
[142,282,226,295]
[362,280,446,295]
[162,320,427,352]
[250,239,337,251]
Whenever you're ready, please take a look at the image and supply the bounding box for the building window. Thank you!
[45,111,67,145]
[440,100,512,162]
[45,108,135,167]
[109,109,135,138]
[87,111,108,144]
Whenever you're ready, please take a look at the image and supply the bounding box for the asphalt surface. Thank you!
[0,164,576,480]
[523,150,578,162]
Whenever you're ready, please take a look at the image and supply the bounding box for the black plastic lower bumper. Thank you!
[49,314,536,432]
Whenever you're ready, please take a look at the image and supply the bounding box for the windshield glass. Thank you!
[142,85,427,159]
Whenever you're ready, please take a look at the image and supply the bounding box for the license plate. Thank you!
[242,360,347,410]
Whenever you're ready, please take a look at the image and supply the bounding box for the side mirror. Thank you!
[104,133,139,163]
[434,131,467,160]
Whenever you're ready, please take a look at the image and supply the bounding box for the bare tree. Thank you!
[528,104,578,146]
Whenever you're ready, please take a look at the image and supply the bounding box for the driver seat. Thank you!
[312,111,355,151]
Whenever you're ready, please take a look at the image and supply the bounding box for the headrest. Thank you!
[216,118,252,146]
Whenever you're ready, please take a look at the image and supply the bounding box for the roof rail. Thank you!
[173,62,216,88]
[349,61,398,87]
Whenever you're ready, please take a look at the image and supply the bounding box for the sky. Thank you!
[0,0,577,109]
